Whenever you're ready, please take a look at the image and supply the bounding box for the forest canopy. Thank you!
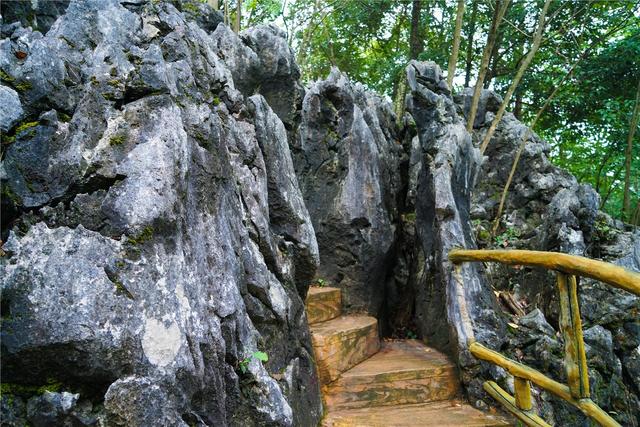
[212,0,640,223]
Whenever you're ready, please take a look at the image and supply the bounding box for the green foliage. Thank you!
[494,227,521,248]
[592,216,619,243]
[312,278,326,287]
[109,133,127,146]
[239,351,269,374]
[1,378,63,397]
[15,121,39,135]
[0,69,14,83]
[126,226,154,246]
[14,81,32,92]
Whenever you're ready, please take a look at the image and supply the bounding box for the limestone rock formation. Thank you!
[404,61,507,401]
[1,1,320,425]
[1,0,637,425]
[292,68,405,317]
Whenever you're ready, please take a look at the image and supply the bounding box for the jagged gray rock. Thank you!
[404,61,506,402]
[292,68,404,317]
[1,1,320,426]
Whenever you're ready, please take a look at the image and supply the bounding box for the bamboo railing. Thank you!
[449,249,640,427]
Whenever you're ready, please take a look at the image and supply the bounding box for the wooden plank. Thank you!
[306,287,342,324]
[482,381,550,427]
[310,315,379,384]
[557,273,590,399]
[469,341,621,427]
[514,377,532,411]
[448,249,640,296]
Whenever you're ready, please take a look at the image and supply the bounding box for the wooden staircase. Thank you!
[306,286,511,426]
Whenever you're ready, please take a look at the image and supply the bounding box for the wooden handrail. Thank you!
[449,249,640,296]
[469,342,620,427]
[448,248,638,427]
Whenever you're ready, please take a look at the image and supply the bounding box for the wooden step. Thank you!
[310,315,380,384]
[322,400,513,427]
[306,286,342,324]
[323,340,459,411]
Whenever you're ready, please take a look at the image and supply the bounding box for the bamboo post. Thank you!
[514,377,532,411]
[482,381,550,427]
[557,272,590,399]
[470,342,621,426]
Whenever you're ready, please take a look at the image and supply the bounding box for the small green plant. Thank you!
[15,121,39,134]
[126,225,154,246]
[0,69,14,83]
[592,216,618,243]
[313,278,326,287]
[109,133,127,146]
[15,81,32,92]
[239,351,269,374]
[494,227,521,248]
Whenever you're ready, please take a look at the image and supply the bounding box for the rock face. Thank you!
[1,1,321,426]
[292,68,405,317]
[404,61,506,400]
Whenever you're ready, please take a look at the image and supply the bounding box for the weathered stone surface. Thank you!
[0,0,70,34]
[212,23,303,130]
[0,85,23,131]
[306,286,342,324]
[293,68,404,317]
[1,2,321,426]
[404,61,506,401]
[310,315,380,384]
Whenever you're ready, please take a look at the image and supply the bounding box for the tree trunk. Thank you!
[514,90,522,119]
[479,0,551,154]
[208,0,219,10]
[622,78,640,221]
[224,0,229,25]
[466,0,510,132]
[447,0,466,89]
[410,0,423,60]
[484,29,503,89]
[296,0,321,71]
[601,163,625,210]
[234,0,242,33]
[464,1,478,87]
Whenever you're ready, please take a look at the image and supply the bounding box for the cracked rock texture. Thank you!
[404,61,506,401]
[1,1,638,426]
[1,1,320,426]
[292,68,405,318]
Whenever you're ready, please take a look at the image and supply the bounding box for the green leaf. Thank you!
[253,351,268,362]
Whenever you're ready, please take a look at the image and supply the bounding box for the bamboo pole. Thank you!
[448,249,640,296]
[446,0,465,89]
[469,342,621,427]
[466,0,510,131]
[478,0,551,154]
[557,273,590,398]
[514,377,533,411]
[483,381,550,427]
